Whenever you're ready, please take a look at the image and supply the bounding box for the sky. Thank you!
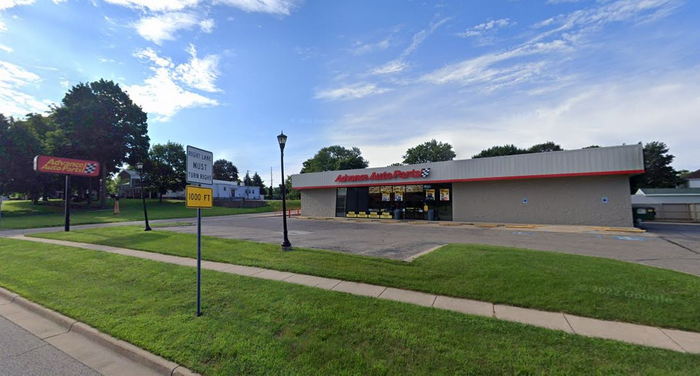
[1,0,699,186]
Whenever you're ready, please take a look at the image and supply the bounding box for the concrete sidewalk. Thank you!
[11,235,700,355]
[0,288,198,376]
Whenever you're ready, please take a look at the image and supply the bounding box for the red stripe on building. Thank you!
[294,169,645,190]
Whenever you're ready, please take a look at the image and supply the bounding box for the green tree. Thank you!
[252,172,265,191]
[50,80,150,207]
[301,146,369,173]
[0,114,59,202]
[402,139,456,164]
[472,144,527,159]
[630,141,684,193]
[527,142,563,153]
[243,172,253,186]
[146,142,186,202]
[213,159,239,181]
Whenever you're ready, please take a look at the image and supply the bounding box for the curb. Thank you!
[0,286,199,376]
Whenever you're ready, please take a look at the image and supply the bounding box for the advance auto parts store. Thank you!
[291,144,645,227]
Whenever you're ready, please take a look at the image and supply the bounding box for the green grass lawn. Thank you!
[0,199,300,229]
[32,226,700,333]
[1,237,698,375]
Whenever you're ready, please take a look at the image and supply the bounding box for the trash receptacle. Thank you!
[633,207,656,225]
[393,209,402,220]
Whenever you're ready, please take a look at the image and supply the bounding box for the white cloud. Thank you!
[0,60,50,116]
[174,44,220,92]
[0,21,6,32]
[0,0,34,10]
[103,0,199,12]
[199,18,215,33]
[370,17,450,76]
[128,46,220,120]
[52,0,68,4]
[125,68,217,121]
[134,12,211,45]
[0,44,13,53]
[421,40,569,86]
[371,60,408,75]
[458,18,511,38]
[350,38,390,56]
[213,0,300,15]
[315,83,390,101]
[422,0,678,89]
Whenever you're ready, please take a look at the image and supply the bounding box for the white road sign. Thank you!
[186,145,213,185]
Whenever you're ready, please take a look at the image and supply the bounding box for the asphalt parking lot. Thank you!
[162,215,700,277]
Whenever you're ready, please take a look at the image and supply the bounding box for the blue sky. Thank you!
[1,0,699,185]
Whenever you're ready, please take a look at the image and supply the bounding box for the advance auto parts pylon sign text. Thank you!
[33,155,100,177]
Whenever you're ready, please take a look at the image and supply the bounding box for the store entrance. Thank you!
[337,184,452,221]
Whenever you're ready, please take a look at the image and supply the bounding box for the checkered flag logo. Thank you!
[420,168,430,178]
[84,163,97,174]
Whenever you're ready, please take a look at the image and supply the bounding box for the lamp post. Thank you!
[136,162,152,231]
[277,132,291,250]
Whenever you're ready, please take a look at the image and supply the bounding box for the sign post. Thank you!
[186,146,213,317]
[33,155,100,232]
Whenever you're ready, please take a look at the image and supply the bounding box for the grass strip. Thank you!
[32,226,700,332]
[1,237,699,375]
[0,199,300,229]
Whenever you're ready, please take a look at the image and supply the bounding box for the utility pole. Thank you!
[270,166,273,199]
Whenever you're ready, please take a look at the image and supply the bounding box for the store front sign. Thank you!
[335,168,430,183]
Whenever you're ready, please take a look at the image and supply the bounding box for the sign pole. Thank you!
[196,207,202,317]
[64,175,71,232]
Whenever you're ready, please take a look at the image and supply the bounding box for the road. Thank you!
[0,316,99,376]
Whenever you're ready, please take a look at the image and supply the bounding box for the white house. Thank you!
[687,169,700,188]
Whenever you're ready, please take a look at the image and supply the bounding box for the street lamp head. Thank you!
[277,132,287,151]
[136,162,143,170]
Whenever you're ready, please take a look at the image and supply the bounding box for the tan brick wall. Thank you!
[452,175,633,227]
[300,189,336,217]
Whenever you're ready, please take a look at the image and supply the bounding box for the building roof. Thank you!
[686,169,700,179]
[292,144,644,190]
[636,188,700,196]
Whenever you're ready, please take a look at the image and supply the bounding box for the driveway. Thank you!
[161,215,700,276]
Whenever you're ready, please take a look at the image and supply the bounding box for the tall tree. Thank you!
[402,139,456,164]
[213,159,239,181]
[146,142,186,202]
[472,144,527,158]
[243,172,253,186]
[301,145,369,173]
[527,142,563,153]
[0,114,59,202]
[630,141,684,193]
[50,80,150,207]
[251,172,265,196]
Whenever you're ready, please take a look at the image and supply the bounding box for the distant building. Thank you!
[632,188,700,222]
[118,170,263,200]
[685,169,700,188]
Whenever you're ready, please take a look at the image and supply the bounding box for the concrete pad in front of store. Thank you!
[564,314,684,352]
[378,287,436,307]
[433,296,494,317]
[158,215,700,276]
[494,305,574,333]
[332,281,386,297]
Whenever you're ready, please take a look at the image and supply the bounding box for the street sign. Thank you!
[186,146,213,185]
[186,186,213,209]
[34,155,100,177]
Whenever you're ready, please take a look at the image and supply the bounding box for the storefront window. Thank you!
[337,183,452,220]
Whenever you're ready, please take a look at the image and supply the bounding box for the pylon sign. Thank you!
[34,155,100,177]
